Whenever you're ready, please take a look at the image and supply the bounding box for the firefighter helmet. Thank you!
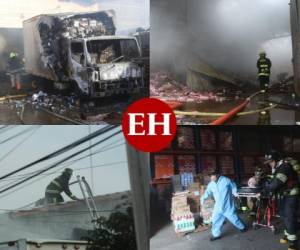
[259,51,266,56]
[264,150,281,163]
[64,168,73,175]
[9,52,17,58]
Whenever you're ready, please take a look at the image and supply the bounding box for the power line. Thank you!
[0,126,35,146]
[0,140,124,182]
[0,125,118,181]
[0,126,17,136]
[0,128,122,194]
[0,138,124,190]
[0,126,41,164]
[0,137,124,201]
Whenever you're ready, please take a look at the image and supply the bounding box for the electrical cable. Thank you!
[0,126,41,164]
[0,128,122,194]
[0,138,124,190]
[0,140,124,182]
[0,125,118,181]
[0,126,35,146]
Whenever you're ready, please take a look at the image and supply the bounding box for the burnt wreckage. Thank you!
[23,11,144,98]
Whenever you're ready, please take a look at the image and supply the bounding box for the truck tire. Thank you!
[70,81,89,100]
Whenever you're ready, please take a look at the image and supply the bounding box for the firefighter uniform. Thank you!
[7,52,22,89]
[257,52,272,92]
[264,159,299,250]
[45,168,77,204]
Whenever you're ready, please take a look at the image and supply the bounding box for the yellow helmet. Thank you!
[9,52,17,58]
[259,51,266,56]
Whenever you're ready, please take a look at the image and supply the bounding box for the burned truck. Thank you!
[23,11,144,97]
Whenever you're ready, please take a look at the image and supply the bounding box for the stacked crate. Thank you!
[171,191,195,233]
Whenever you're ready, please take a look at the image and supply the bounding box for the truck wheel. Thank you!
[70,81,89,100]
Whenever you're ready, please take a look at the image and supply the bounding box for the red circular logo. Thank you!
[122,98,177,152]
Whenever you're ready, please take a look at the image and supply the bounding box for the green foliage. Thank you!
[87,207,137,250]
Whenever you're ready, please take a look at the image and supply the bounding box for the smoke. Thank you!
[151,0,292,82]
[0,35,7,54]
[262,36,293,80]
[0,0,149,34]
[0,0,100,28]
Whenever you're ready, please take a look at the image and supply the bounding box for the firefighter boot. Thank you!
[288,244,297,250]
[280,235,288,244]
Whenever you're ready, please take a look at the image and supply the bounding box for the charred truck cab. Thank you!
[23,10,144,98]
[70,36,143,97]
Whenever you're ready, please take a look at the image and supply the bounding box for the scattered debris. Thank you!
[150,71,230,103]
[0,89,131,124]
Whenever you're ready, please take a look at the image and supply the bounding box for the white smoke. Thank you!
[261,36,293,80]
[0,0,101,28]
[0,34,7,53]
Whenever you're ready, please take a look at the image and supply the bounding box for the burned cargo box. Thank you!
[23,11,144,98]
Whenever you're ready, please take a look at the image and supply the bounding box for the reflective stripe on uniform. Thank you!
[51,180,61,188]
[276,173,288,183]
[289,187,299,196]
[46,190,61,194]
[259,73,270,76]
[287,234,298,241]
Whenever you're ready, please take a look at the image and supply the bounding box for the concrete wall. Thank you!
[150,0,188,80]
[290,0,300,95]
[0,191,131,241]
[126,144,150,250]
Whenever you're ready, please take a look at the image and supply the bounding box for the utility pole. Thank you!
[290,0,300,95]
[126,143,150,250]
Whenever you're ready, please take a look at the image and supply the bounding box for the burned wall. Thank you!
[150,0,188,82]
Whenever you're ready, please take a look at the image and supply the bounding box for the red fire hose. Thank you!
[163,101,184,110]
[210,91,262,125]
[210,99,250,125]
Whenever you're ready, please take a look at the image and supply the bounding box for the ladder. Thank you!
[70,175,100,228]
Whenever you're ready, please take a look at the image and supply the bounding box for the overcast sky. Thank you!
[0,0,149,31]
[0,125,130,210]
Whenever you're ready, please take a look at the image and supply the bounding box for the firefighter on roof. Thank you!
[45,168,79,204]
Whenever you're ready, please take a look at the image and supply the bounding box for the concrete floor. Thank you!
[151,215,298,250]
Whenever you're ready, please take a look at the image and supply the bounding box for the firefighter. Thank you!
[257,51,272,92]
[7,52,22,90]
[45,168,79,204]
[263,150,299,250]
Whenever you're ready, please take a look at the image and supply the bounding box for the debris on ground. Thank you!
[150,71,236,103]
[0,89,133,124]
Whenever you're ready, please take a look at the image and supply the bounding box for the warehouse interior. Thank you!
[150,0,300,125]
[150,126,300,250]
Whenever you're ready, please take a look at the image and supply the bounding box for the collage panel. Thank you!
[0,125,149,250]
[151,0,299,125]
[150,126,300,250]
[2,0,300,250]
[0,0,149,125]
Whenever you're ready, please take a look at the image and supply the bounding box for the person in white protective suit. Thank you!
[201,170,247,241]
